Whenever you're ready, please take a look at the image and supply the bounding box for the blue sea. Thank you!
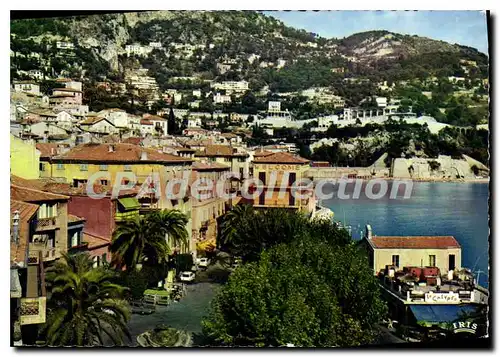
[322,181,490,288]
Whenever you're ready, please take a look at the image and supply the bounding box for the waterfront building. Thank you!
[361,225,488,340]
[362,225,462,274]
[250,152,316,213]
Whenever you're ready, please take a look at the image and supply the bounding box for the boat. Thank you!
[377,264,488,342]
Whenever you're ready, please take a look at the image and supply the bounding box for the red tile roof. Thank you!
[253,152,310,164]
[11,200,39,225]
[370,236,461,249]
[68,214,85,223]
[11,200,39,263]
[143,114,166,121]
[11,175,46,191]
[123,137,143,145]
[83,232,110,249]
[253,149,275,158]
[79,117,111,125]
[53,87,82,93]
[194,145,248,157]
[192,162,231,171]
[11,184,69,203]
[53,143,193,164]
[140,119,153,125]
[36,143,69,159]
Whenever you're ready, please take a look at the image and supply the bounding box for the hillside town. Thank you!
[10,10,490,348]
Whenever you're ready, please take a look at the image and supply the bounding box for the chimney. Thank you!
[51,148,55,155]
[140,151,148,161]
[109,145,115,152]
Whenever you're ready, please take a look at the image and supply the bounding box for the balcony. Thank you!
[19,297,47,325]
[35,217,58,231]
[28,245,58,262]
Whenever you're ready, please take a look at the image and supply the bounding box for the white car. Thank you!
[179,271,195,282]
[196,257,211,268]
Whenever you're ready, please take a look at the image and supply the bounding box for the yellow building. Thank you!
[190,162,232,255]
[194,145,250,179]
[10,134,40,179]
[39,143,195,254]
[251,151,316,212]
[363,226,462,275]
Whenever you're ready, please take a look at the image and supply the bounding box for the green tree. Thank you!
[110,209,188,270]
[202,238,386,347]
[41,253,131,346]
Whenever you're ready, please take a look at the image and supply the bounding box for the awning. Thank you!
[117,197,141,211]
[409,304,479,326]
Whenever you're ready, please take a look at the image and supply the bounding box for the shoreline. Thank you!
[387,177,490,184]
[313,176,490,184]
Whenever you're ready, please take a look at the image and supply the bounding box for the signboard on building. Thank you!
[424,292,460,303]
[268,101,281,112]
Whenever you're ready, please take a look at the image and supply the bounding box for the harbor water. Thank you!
[322,181,490,288]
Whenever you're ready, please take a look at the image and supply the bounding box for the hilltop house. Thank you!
[79,117,118,135]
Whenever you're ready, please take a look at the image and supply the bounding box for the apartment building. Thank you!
[194,145,250,180]
[190,162,232,255]
[251,152,315,213]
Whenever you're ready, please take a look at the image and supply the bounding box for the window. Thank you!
[70,231,81,247]
[80,163,88,171]
[258,172,266,186]
[39,163,46,171]
[224,157,231,162]
[73,179,87,188]
[102,253,107,264]
[100,179,109,186]
[392,255,400,267]
[124,164,132,171]
[429,255,436,267]
[448,254,456,271]
[38,203,57,218]
[99,164,108,171]
[56,163,64,170]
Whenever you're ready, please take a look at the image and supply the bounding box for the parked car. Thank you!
[196,257,211,268]
[179,271,195,282]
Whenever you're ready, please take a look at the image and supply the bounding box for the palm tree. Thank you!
[42,253,131,346]
[148,209,189,252]
[219,204,254,247]
[110,209,189,270]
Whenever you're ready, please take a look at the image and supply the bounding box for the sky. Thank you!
[263,11,489,54]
